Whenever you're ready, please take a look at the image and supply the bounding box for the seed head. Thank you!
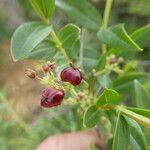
[47,61,56,70]
[25,69,37,79]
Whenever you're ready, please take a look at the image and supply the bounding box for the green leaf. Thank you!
[56,0,101,31]
[30,0,55,21]
[117,106,150,127]
[97,24,142,51]
[126,117,148,150]
[131,24,150,48]
[96,52,107,71]
[26,40,56,60]
[83,48,99,70]
[125,107,150,118]
[57,24,80,57]
[11,22,52,61]
[112,72,150,93]
[83,57,98,70]
[96,89,120,107]
[112,114,130,150]
[83,105,100,128]
[134,80,150,109]
[106,110,117,129]
[130,135,141,150]
[69,40,80,59]
[97,74,112,88]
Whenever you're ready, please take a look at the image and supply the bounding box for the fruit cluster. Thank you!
[25,62,82,108]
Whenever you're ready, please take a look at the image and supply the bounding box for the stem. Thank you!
[94,69,106,76]
[79,28,85,69]
[50,30,71,62]
[102,0,113,29]
[43,18,71,62]
[71,88,78,97]
[101,0,113,53]
[100,105,150,127]
[116,106,150,127]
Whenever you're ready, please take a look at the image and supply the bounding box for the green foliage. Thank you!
[125,107,150,118]
[56,0,101,31]
[83,105,100,128]
[11,22,52,61]
[9,0,150,149]
[112,72,150,93]
[97,24,142,52]
[29,0,55,22]
[126,118,147,150]
[57,24,80,58]
[134,80,150,108]
[96,52,107,71]
[96,89,120,107]
[112,114,130,150]
[83,47,99,70]
[131,24,150,48]
[26,40,56,60]
[117,106,150,127]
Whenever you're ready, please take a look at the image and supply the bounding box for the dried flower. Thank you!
[25,69,37,79]
[47,61,56,70]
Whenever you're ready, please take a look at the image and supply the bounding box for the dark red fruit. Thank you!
[60,66,82,86]
[42,63,49,72]
[41,88,65,108]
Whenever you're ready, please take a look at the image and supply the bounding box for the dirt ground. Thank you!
[0,41,44,117]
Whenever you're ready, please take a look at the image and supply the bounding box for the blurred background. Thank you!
[0,0,150,149]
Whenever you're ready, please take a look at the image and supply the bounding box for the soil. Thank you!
[0,40,44,117]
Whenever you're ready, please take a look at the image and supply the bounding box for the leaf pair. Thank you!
[11,22,80,61]
[97,24,150,53]
[83,88,150,149]
[97,24,142,52]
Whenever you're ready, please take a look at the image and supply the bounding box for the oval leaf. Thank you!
[96,89,120,107]
[97,24,142,51]
[83,47,99,70]
[57,24,80,57]
[134,80,150,109]
[126,117,148,150]
[83,105,100,128]
[11,22,52,61]
[112,72,150,93]
[131,24,150,48]
[112,114,130,150]
[56,0,101,31]
[26,40,56,60]
[30,0,55,21]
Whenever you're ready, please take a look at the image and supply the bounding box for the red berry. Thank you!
[42,63,49,72]
[41,88,65,108]
[60,66,82,86]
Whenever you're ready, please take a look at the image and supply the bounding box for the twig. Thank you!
[101,0,113,54]
[79,28,85,69]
